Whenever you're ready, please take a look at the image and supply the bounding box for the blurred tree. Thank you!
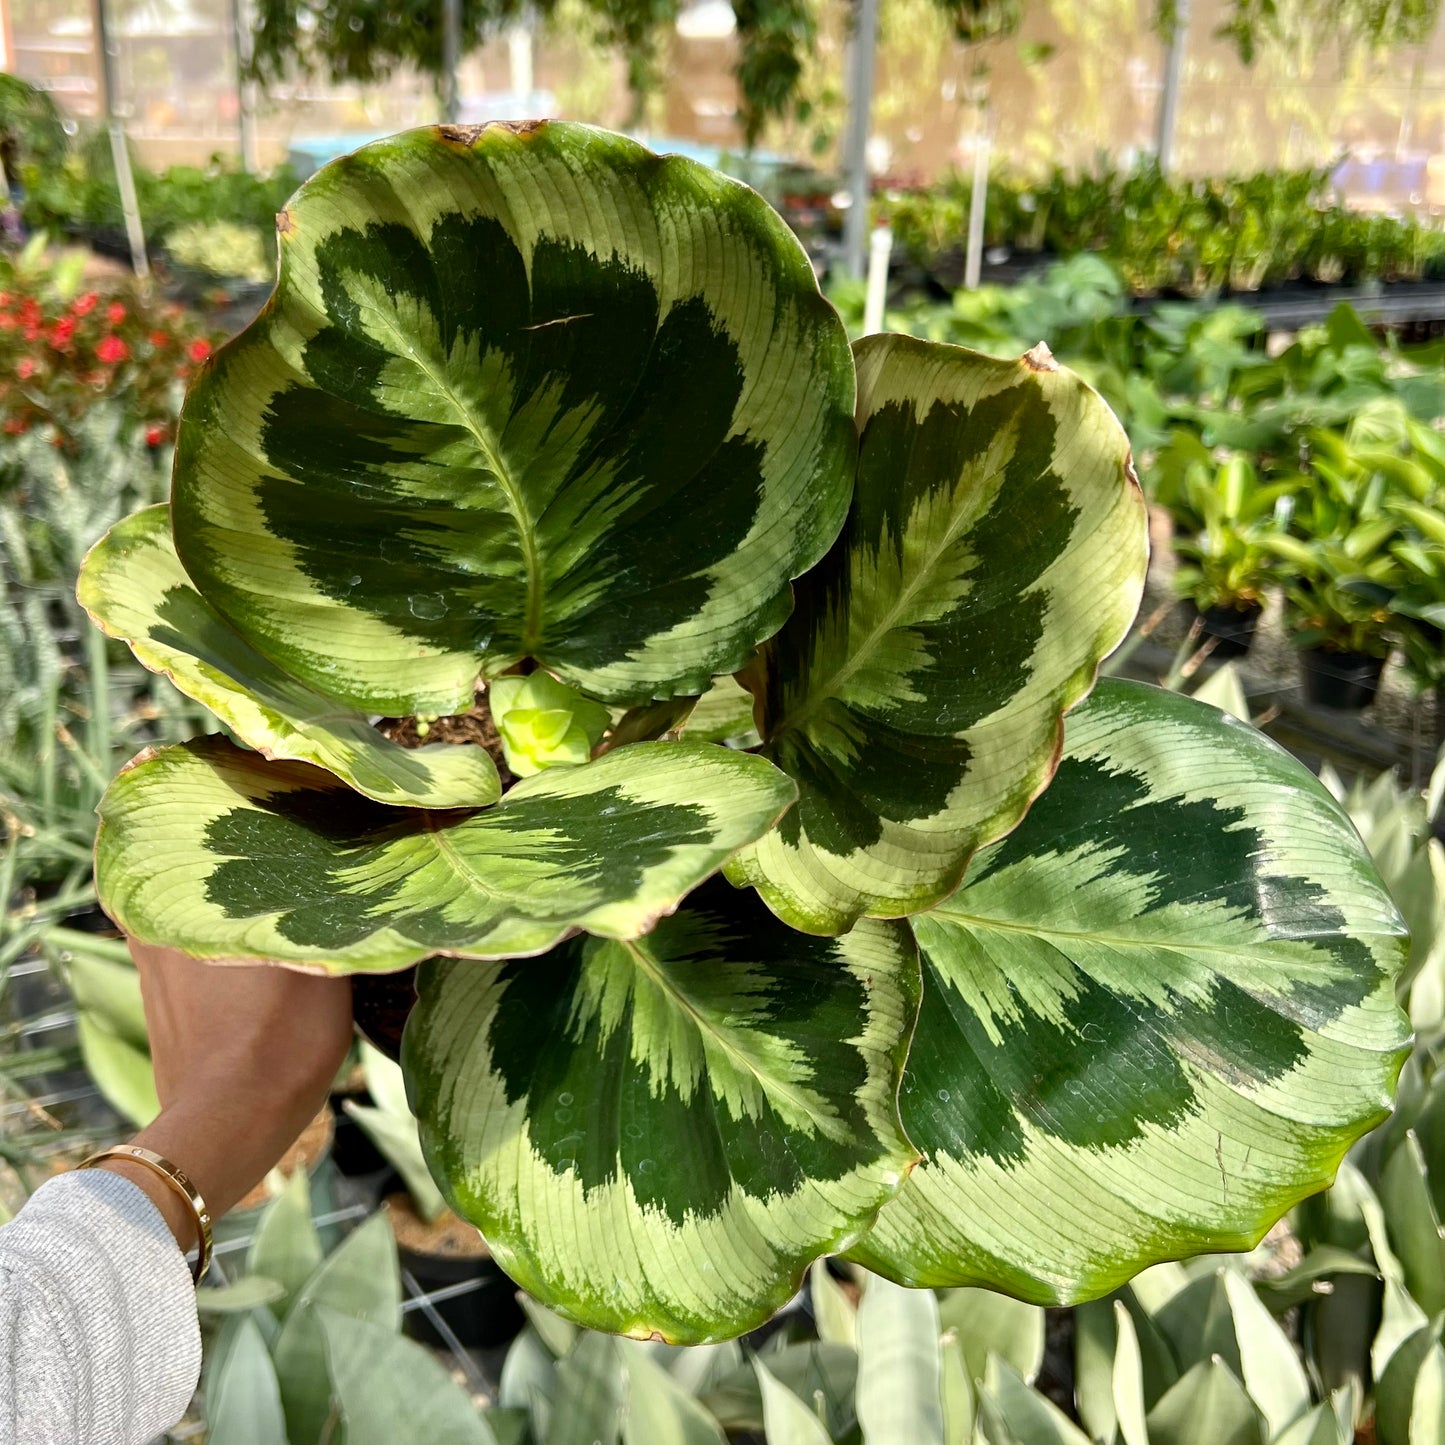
[0,75,69,186]
[1217,0,1440,60]
[245,0,1441,149]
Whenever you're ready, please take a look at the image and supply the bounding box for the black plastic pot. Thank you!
[398,1241,524,1350]
[383,1186,523,1350]
[1193,601,1264,658]
[379,1171,523,1349]
[328,1099,388,1178]
[1300,648,1387,710]
[352,967,417,1063]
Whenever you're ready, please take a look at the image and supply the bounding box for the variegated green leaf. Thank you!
[172,120,855,716]
[79,505,501,808]
[849,679,1408,1302]
[728,334,1146,934]
[94,736,796,973]
[404,877,920,1343]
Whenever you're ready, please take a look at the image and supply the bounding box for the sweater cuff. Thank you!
[9,1170,202,1443]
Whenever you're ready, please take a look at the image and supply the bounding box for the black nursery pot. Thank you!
[1300,648,1387,711]
[1194,601,1264,658]
[384,1182,525,1350]
[352,967,418,1063]
[328,1102,389,1178]
[398,1242,525,1351]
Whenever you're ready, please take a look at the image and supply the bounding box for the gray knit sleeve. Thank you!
[0,1169,202,1445]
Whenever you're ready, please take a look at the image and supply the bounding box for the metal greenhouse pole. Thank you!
[231,0,261,172]
[92,0,149,278]
[963,121,989,289]
[841,0,879,278]
[1155,0,1189,175]
[441,0,462,122]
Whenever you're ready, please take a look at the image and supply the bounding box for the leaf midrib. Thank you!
[769,428,1010,740]
[388,331,546,654]
[423,813,506,900]
[619,938,852,1142]
[939,908,1402,956]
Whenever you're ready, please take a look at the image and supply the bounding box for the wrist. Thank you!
[93,1156,199,1255]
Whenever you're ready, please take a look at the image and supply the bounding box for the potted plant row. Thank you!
[1164,409,1445,712]
[1163,445,1292,658]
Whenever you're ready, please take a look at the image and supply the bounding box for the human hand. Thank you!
[96,942,353,1252]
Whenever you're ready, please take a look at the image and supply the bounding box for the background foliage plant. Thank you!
[1160,447,1294,614]
[877,163,1445,297]
[0,247,216,461]
[79,119,1408,1346]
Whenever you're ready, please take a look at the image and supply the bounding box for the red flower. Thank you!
[106,302,127,324]
[72,292,99,317]
[187,338,212,363]
[96,335,129,364]
[0,314,18,331]
[3,417,28,435]
[49,317,77,348]
[145,424,165,447]
[16,358,36,380]
[148,330,169,346]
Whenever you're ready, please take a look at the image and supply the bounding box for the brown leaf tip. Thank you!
[275,208,295,236]
[436,120,547,147]
[436,123,487,146]
[118,745,160,775]
[1021,341,1058,372]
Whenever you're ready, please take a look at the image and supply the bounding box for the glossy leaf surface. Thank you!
[171,121,856,715]
[405,877,919,1342]
[730,334,1147,933]
[80,505,501,808]
[850,680,1409,1301]
[95,736,795,972]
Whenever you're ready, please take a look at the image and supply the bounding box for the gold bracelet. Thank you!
[78,1145,213,1284]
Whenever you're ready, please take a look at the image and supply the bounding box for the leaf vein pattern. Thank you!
[619,938,848,1142]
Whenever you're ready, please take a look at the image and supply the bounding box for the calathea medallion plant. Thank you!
[82,120,1409,1344]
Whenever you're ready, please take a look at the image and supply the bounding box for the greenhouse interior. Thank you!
[4,0,1445,1440]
